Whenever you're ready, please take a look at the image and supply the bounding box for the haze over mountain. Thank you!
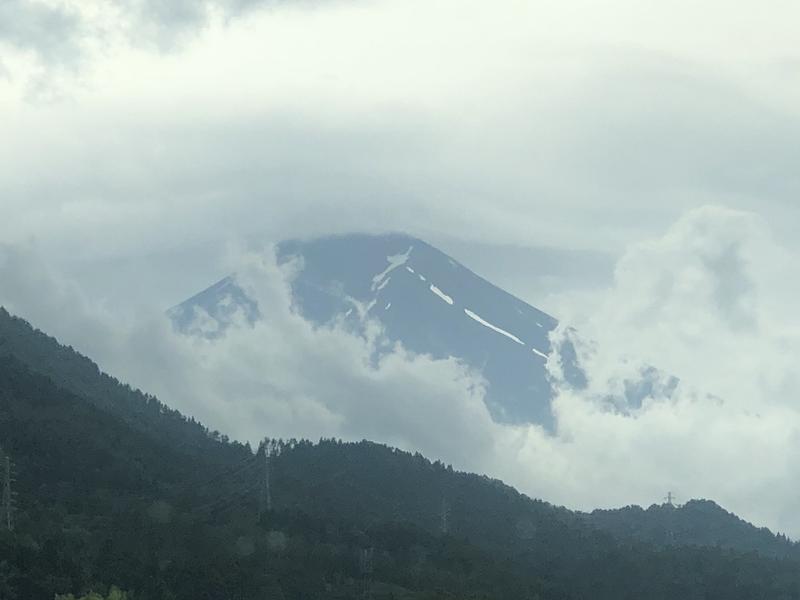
[4,0,800,597]
[171,233,676,430]
[2,305,799,599]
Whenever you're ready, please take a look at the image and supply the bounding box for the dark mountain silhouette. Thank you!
[1,307,797,599]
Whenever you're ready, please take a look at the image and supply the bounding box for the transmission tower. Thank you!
[663,491,680,545]
[359,547,374,600]
[440,497,450,535]
[1,450,14,532]
[263,446,272,514]
[260,439,281,517]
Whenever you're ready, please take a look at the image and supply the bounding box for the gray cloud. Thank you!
[541,58,800,207]
[2,2,799,277]
[2,50,799,307]
[0,240,499,469]
[0,0,333,68]
[5,206,800,538]
[0,0,83,65]
[4,0,800,539]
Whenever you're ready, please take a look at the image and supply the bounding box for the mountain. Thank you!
[2,307,800,599]
[0,307,247,468]
[170,233,678,429]
[170,233,593,429]
[587,500,797,558]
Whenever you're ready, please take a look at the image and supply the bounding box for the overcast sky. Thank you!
[3,0,800,535]
[3,0,799,307]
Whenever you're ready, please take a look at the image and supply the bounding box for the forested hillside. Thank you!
[0,307,248,467]
[587,500,797,559]
[2,308,800,599]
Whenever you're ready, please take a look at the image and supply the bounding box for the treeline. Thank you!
[3,307,800,598]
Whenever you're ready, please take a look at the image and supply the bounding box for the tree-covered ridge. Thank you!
[0,307,247,465]
[587,499,797,559]
[3,306,800,598]
[3,305,793,558]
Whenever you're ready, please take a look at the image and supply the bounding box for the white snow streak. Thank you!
[430,284,454,305]
[463,308,525,346]
[377,276,391,292]
[371,246,413,290]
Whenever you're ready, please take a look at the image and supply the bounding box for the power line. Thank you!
[190,455,260,492]
[194,479,263,516]
[163,454,260,510]
[191,457,260,499]
[193,442,284,519]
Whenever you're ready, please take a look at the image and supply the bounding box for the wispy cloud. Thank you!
[0,0,83,65]
[5,207,800,537]
[0,0,339,67]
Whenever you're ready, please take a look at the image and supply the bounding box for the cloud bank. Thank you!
[2,0,799,260]
[0,0,332,62]
[3,205,800,538]
[0,0,82,65]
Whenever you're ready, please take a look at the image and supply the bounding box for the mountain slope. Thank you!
[170,233,586,428]
[1,307,799,599]
[0,307,248,468]
[587,500,796,558]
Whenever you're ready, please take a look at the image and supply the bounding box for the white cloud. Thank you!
[1,0,799,275]
[0,240,498,468]
[3,0,800,539]
[530,206,800,533]
[5,206,800,538]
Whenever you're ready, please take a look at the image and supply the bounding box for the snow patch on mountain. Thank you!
[371,246,413,291]
[430,284,454,305]
[377,276,392,292]
[532,347,548,360]
[464,308,525,346]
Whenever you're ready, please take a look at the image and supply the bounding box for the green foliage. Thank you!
[56,586,131,600]
[3,306,800,599]
[587,499,799,558]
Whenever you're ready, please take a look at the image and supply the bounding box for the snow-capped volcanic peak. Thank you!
[170,233,580,429]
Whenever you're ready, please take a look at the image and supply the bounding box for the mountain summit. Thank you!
[170,233,584,427]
